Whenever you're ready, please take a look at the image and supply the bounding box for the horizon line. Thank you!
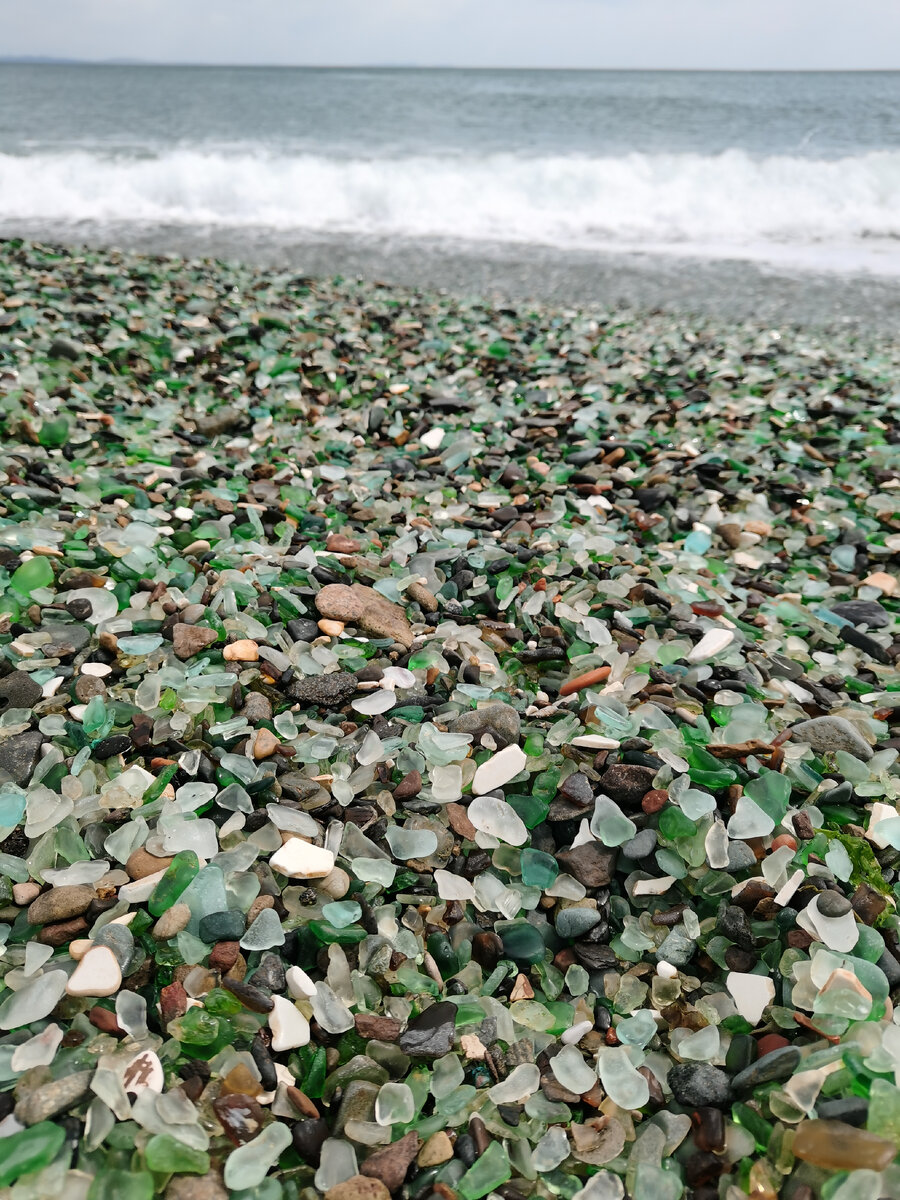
[2,58,900,73]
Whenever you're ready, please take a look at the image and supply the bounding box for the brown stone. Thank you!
[172,623,218,659]
[246,894,275,925]
[252,728,279,759]
[393,770,422,800]
[88,1005,125,1036]
[326,1176,392,1200]
[598,763,656,807]
[160,981,188,1024]
[36,916,89,946]
[27,884,95,926]
[126,847,174,880]
[285,1086,320,1118]
[327,534,361,554]
[209,941,241,972]
[75,675,107,703]
[642,788,669,814]
[446,802,477,840]
[355,1013,403,1041]
[407,582,438,613]
[556,842,617,888]
[315,584,413,648]
[360,1131,420,1192]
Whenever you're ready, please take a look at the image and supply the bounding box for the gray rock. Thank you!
[791,716,873,762]
[334,1078,380,1135]
[0,730,45,784]
[555,906,603,939]
[727,842,758,872]
[15,1069,93,1124]
[398,1001,456,1057]
[830,600,890,629]
[621,828,657,860]
[41,623,90,658]
[816,891,851,917]
[556,842,617,888]
[732,1046,801,1092]
[0,672,42,711]
[449,702,521,748]
[654,928,696,967]
[668,1063,732,1109]
[288,672,358,709]
[47,337,82,361]
[598,763,656,808]
[241,691,273,722]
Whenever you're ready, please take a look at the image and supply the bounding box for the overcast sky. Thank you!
[3,0,899,70]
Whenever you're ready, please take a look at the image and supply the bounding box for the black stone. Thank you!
[0,731,44,785]
[92,735,133,761]
[287,672,358,708]
[0,673,42,711]
[398,1001,456,1057]
[251,952,287,993]
[718,905,756,951]
[668,1063,733,1109]
[830,600,890,629]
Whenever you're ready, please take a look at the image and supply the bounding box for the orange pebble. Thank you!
[770,834,797,852]
[559,666,611,697]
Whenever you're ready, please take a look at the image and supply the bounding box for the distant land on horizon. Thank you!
[2,56,899,72]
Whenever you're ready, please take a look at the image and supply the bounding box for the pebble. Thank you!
[791,716,874,761]
[27,885,96,925]
[172,623,219,659]
[667,1063,733,1108]
[223,639,260,661]
[66,945,123,997]
[270,839,336,879]
[269,994,311,1050]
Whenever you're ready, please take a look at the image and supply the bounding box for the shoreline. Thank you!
[4,221,900,330]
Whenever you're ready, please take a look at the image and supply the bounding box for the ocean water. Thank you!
[2,65,900,273]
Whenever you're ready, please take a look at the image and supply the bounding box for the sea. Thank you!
[1,65,900,284]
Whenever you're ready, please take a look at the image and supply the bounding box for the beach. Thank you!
[1,234,900,1196]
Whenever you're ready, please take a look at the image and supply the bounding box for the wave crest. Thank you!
[3,148,900,254]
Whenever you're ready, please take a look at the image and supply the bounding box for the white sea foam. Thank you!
[3,147,900,266]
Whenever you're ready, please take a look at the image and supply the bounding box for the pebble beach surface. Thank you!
[1,238,900,1198]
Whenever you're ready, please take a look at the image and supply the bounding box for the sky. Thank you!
[3,0,900,71]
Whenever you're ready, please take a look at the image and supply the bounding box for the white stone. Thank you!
[472,744,527,796]
[269,994,311,1051]
[687,628,734,663]
[726,972,776,1025]
[66,946,122,998]
[570,735,620,750]
[656,961,678,980]
[632,876,676,896]
[420,427,445,450]
[285,966,318,1000]
[270,839,335,879]
[123,1049,164,1094]
[118,870,166,902]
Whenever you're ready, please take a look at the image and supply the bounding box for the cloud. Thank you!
[2,0,899,69]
